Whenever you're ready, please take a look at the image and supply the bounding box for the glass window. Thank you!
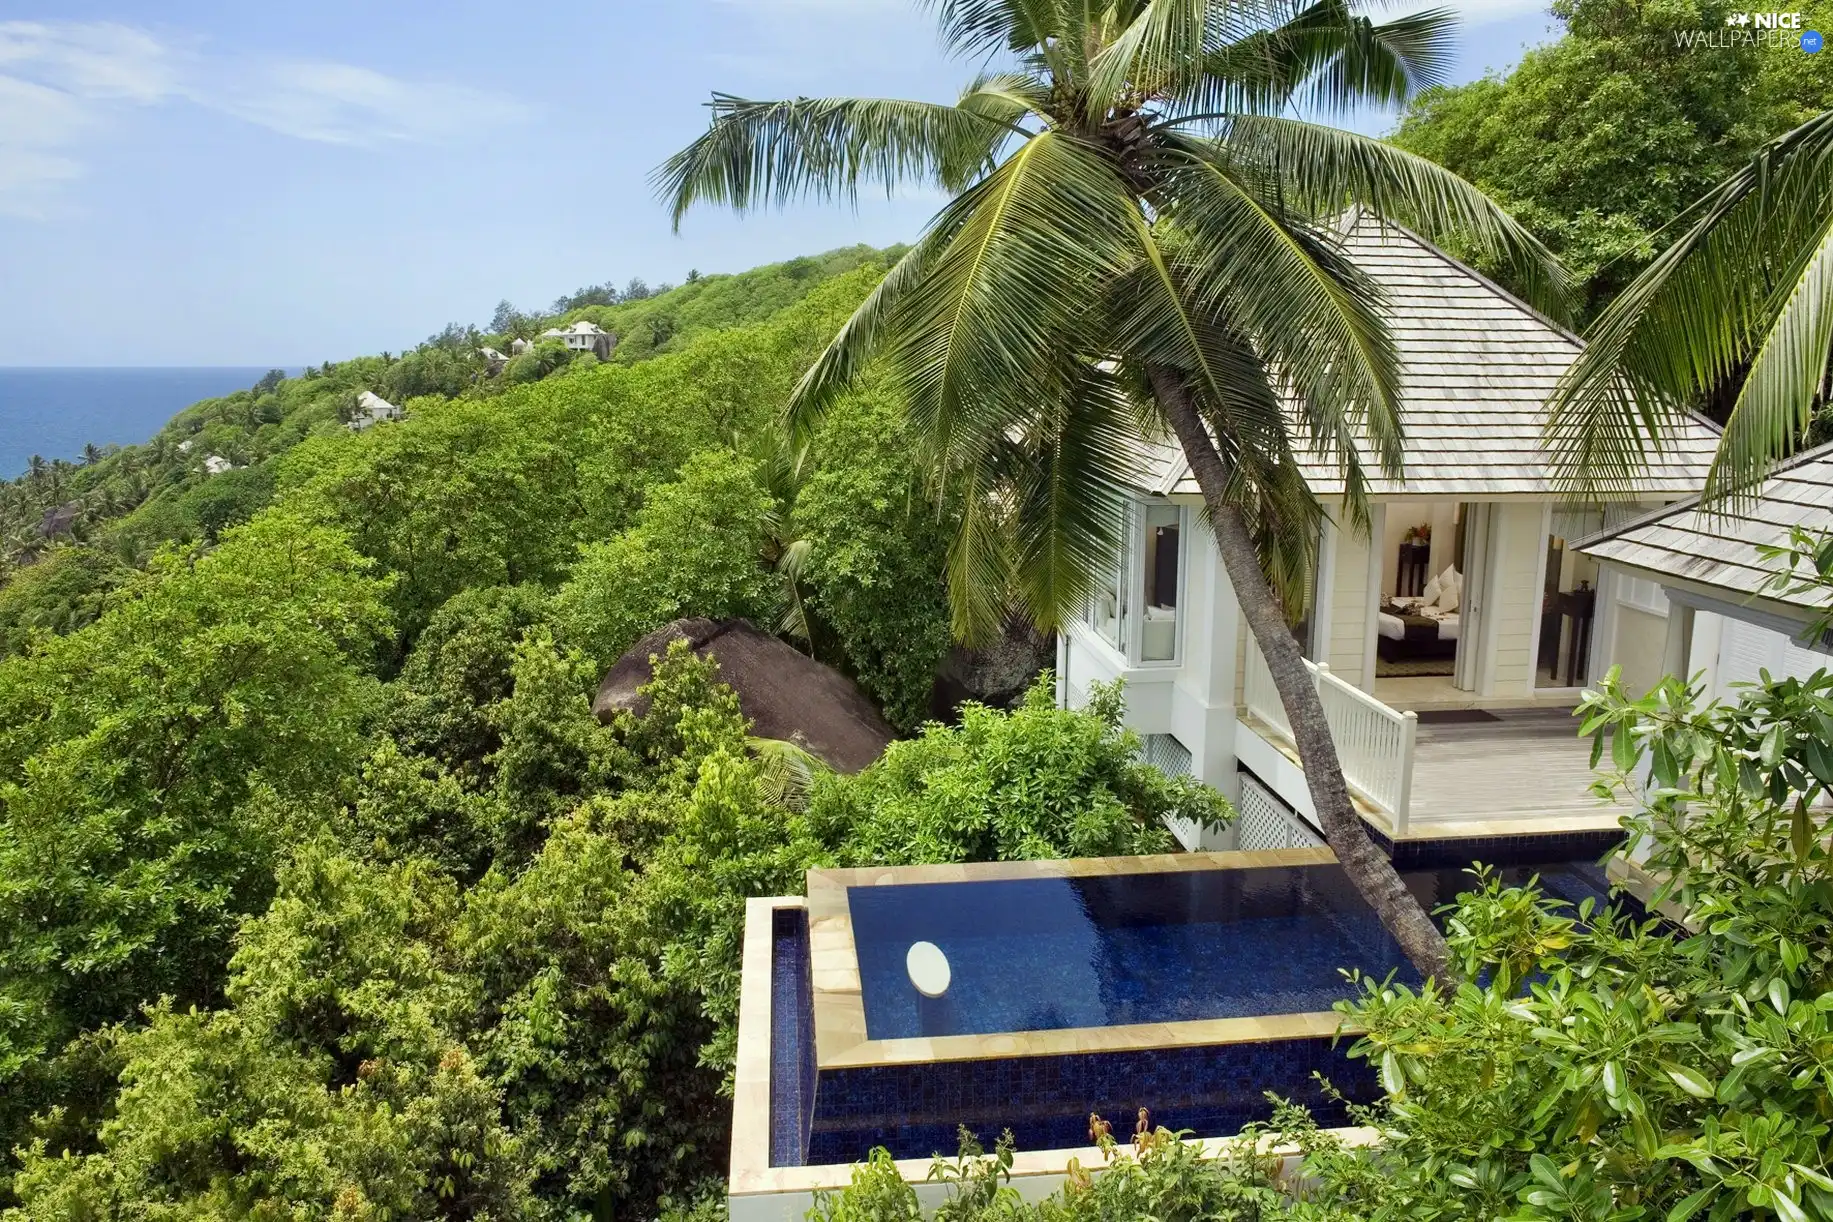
[1080,499,1185,663]
[1140,503,1182,661]
[1085,511,1128,652]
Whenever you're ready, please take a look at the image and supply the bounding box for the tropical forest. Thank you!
[1,1,1832,1220]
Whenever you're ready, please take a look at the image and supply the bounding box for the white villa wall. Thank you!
[1484,503,1546,698]
[1608,605,1668,695]
[1326,523,1374,688]
[1062,519,1242,833]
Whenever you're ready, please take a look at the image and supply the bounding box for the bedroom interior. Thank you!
[1376,502,1465,679]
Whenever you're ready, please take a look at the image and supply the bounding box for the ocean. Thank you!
[0,367,287,480]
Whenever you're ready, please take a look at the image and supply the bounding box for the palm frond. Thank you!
[786,232,955,437]
[1207,115,1571,322]
[748,735,827,809]
[1163,0,1456,119]
[1707,208,1833,501]
[654,93,1025,229]
[874,131,1139,476]
[1288,5,1456,115]
[1150,137,1402,494]
[774,537,816,643]
[924,0,1064,57]
[1007,362,1137,630]
[945,458,1021,644]
[1087,0,1272,114]
[1546,111,1833,502]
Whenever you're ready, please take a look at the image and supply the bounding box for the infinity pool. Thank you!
[845,861,1610,1041]
[762,851,1620,1167]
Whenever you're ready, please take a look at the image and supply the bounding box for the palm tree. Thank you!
[1547,111,1833,503]
[660,0,1566,979]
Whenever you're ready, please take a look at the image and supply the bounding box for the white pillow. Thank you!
[1437,581,1461,613]
[1437,565,1460,592]
[1420,576,1442,606]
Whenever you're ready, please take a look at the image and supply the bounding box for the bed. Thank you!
[1377,597,1459,661]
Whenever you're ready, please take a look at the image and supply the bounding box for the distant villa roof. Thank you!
[1579,443,1833,617]
[1123,212,1722,501]
[348,390,402,431]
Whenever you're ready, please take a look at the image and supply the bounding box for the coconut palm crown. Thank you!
[1547,110,1833,505]
[660,0,1569,980]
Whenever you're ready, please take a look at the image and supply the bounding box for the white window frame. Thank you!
[1078,497,1189,669]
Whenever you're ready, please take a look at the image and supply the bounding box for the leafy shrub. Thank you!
[1295,668,1833,1220]
[812,679,1227,864]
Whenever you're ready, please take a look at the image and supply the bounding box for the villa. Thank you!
[539,319,617,358]
[1579,442,1833,701]
[346,390,401,431]
[1058,214,1722,858]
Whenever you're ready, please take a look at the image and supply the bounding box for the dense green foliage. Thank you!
[1393,0,1833,321]
[1,639,1213,1219]
[0,238,1218,1218]
[0,247,900,600]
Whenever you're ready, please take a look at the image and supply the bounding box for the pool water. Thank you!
[769,856,1619,1166]
[847,861,1610,1040]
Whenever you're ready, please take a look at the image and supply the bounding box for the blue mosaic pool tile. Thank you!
[1378,829,1625,870]
[805,1038,1375,1165]
[769,907,816,1167]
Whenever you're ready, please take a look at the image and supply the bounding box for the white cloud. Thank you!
[205,60,531,147]
[0,19,531,218]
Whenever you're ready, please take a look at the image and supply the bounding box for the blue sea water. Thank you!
[0,367,286,480]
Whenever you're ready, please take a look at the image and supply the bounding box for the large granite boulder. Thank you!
[593,618,895,773]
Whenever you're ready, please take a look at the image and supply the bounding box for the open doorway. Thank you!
[1537,505,1604,689]
[1374,502,1464,681]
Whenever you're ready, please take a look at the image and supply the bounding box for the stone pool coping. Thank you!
[805,848,1359,1071]
[731,893,1378,1222]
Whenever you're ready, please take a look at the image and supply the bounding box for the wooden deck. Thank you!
[1238,706,1628,840]
[1405,708,1623,831]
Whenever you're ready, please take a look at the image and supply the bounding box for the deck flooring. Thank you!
[1406,708,1622,827]
[1238,706,1629,838]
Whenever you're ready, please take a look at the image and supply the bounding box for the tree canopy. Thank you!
[1393,0,1833,321]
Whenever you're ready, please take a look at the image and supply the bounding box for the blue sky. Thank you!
[0,2,1559,367]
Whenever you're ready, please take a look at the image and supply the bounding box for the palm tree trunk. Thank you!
[1148,367,1451,983]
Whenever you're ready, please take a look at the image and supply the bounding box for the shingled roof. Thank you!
[1127,212,1722,500]
[1578,443,1833,616]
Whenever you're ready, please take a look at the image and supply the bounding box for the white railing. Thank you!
[1242,644,1418,834]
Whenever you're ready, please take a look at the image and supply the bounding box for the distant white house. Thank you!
[202,455,235,475]
[347,391,402,431]
[508,337,533,356]
[1580,442,1833,705]
[539,320,617,358]
[478,346,509,364]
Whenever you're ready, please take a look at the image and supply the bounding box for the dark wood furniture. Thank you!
[1553,586,1597,685]
[1396,541,1431,598]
